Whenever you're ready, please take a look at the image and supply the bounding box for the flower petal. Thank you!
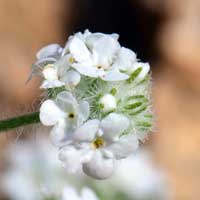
[81,187,99,200]
[69,37,91,63]
[137,62,150,80]
[56,55,70,71]
[62,187,81,200]
[72,63,99,78]
[62,30,91,56]
[86,32,119,50]
[50,119,73,147]
[36,44,62,60]
[92,36,120,67]
[59,145,83,174]
[73,120,100,142]
[56,91,77,112]
[56,91,77,104]
[40,80,65,89]
[59,145,92,173]
[105,134,139,159]
[130,62,150,81]
[102,69,129,81]
[73,29,91,42]
[60,70,81,87]
[82,151,115,179]
[113,47,137,71]
[85,33,105,49]
[39,100,65,126]
[79,101,90,122]
[34,57,57,67]
[100,113,130,141]
[111,33,119,40]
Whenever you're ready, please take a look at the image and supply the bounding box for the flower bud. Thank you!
[99,94,117,112]
[42,64,58,81]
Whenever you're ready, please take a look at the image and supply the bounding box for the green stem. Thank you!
[0,112,40,132]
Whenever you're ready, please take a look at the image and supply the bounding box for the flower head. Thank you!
[34,30,153,180]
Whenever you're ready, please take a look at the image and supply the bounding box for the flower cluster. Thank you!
[33,30,153,179]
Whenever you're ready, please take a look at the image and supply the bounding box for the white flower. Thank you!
[62,29,119,55]
[67,31,129,81]
[112,47,137,71]
[59,113,139,179]
[112,47,150,80]
[40,91,89,146]
[62,186,99,200]
[106,150,169,199]
[99,93,117,112]
[34,44,80,89]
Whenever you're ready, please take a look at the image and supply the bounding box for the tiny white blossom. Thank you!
[34,44,80,89]
[62,29,119,56]
[40,91,89,146]
[59,113,139,179]
[67,31,129,81]
[62,186,99,200]
[112,47,137,71]
[112,47,150,80]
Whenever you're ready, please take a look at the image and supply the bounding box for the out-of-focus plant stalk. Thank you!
[0,112,40,132]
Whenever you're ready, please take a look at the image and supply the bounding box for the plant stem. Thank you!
[0,112,40,132]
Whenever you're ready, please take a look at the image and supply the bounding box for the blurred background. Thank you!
[0,0,200,199]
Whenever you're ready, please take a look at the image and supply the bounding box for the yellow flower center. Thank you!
[91,137,105,149]
[97,65,102,69]
[69,57,75,64]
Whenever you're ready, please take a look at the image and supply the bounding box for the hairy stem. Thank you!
[0,112,40,132]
